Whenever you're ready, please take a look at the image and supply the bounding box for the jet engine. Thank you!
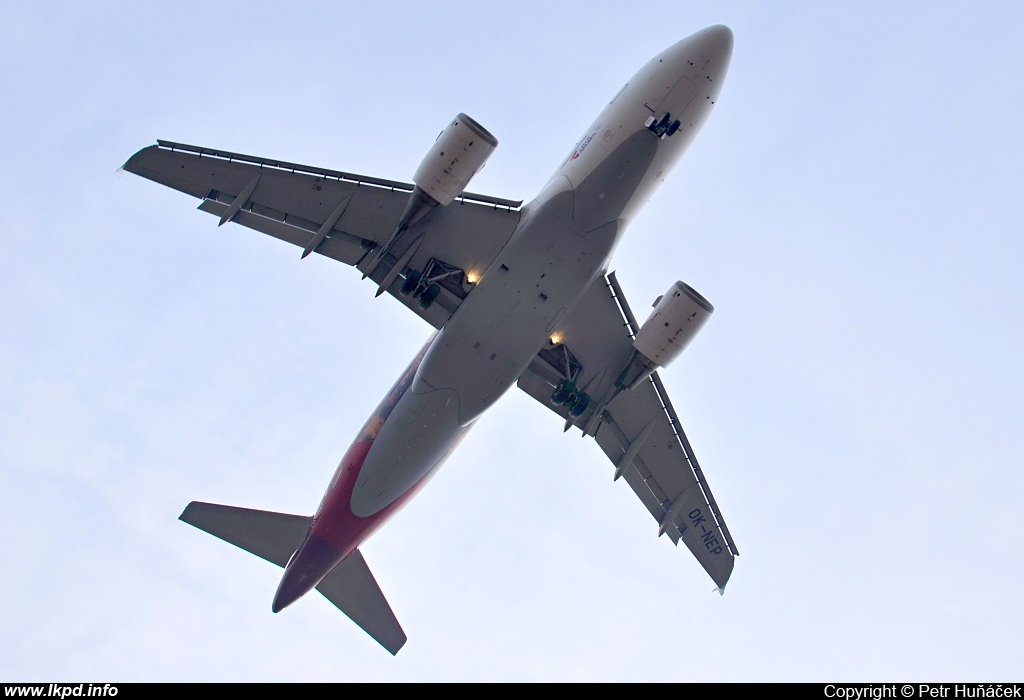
[634,280,713,366]
[617,281,713,390]
[363,114,497,283]
[413,113,497,206]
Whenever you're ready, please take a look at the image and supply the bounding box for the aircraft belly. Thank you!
[570,130,659,234]
[349,386,467,518]
[415,191,617,426]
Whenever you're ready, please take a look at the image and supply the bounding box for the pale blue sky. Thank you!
[1,1,1022,681]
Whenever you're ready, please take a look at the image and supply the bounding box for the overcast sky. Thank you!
[2,0,1022,682]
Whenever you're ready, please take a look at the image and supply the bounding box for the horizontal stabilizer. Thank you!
[179,501,406,654]
[179,501,311,567]
[316,550,407,655]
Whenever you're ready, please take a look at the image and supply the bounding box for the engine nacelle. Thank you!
[413,113,497,206]
[633,281,714,368]
[613,281,713,392]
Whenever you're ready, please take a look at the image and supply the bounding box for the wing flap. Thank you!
[592,406,672,516]
[603,383,693,497]
[196,198,367,265]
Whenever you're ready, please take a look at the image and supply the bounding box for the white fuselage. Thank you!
[348,26,734,518]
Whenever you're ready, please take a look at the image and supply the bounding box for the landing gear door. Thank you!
[659,76,699,117]
[643,74,677,114]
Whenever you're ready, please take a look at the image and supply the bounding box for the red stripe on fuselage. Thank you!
[307,438,433,558]
[304,332,439,558]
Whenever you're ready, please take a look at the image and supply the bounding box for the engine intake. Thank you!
[413,113,497,206]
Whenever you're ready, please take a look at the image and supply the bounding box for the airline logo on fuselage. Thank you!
[570,128,598,160]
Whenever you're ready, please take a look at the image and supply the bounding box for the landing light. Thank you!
[549,333,562,345]
[466,271,479,284]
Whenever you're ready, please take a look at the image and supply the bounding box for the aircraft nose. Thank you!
[697,24,734,63]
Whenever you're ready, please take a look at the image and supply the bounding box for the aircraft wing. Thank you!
[122,141,522,329]
[515,272,738,589]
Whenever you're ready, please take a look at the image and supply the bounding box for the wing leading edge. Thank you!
[123,141,522,329]
[516,272,738,590]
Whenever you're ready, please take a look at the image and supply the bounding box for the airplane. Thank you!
[122,24,738,655]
